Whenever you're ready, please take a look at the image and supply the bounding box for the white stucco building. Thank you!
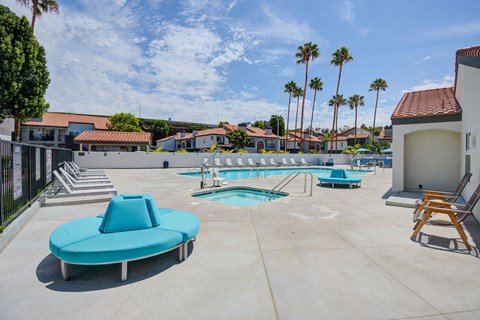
[392,45,480,219]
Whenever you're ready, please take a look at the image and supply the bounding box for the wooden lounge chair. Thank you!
[411,183,480,250]
[413,173,472,226]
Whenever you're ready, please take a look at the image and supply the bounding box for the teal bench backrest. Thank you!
[330,169,347,179]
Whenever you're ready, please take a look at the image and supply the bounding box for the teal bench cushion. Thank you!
[58,228,183,264]
[99,198,154,233]
[49,217,102,257]
[330,169,347,178]
[318,176,362,184]
[156,210,200,242]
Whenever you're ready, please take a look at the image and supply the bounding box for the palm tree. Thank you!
[292,86,304,153]
[16,0,59,32]
[328,95,347,153]
[369,78,388,141]
[330,47,353,151]
[284,80,297,151]
[295,42,320,151]
[308,77,323,149]
[348,94,365,145]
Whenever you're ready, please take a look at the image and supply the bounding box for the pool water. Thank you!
[192,187,287,207]
[181,167,369,181]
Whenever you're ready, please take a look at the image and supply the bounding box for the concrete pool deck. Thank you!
[1,167,480,320]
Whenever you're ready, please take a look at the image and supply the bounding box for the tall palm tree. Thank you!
[348,94,365,145]
[308,77,323,149]
[369,78,388,141]
[328,95,347,153]
[16,0,59,32]
[292,86,304,153]
[330,47,353,151]
[284,80,297,151]
[295,42,320,151]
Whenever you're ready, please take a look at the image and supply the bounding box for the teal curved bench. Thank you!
[318,169,362,188]
[49,194,200,281]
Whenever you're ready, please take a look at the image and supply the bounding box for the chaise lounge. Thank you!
[49,194,200,281]
[318,168,362,188]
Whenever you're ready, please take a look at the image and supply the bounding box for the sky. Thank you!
[3,0,480,130]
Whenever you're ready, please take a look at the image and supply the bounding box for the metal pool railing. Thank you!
[0,141,72,228]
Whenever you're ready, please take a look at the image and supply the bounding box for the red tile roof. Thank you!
[456,45,480,60]
[74,131,151,144]
[156,134,176,142]
[24,112,109,130]
[346,134,369,139]
[391,87,461,119]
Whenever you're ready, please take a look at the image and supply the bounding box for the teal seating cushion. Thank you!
[58,228,183,264]
[330,169,347,178]
[99,198,153,233]
[49,217,102,257]
[156,210,200,242]
[318,176,362,184]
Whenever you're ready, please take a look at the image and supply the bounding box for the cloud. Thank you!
[338,1,369,38]
[341,0,354,23]
[421,20,480,38]
[423,55,431,61]
[402,75,454,93]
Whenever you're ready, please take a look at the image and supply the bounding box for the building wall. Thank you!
[404,129,460,191]
[457,63,480,219]
[67,123,95,136]
[157,137,176,151]
[324,140,348,153]
[195,135,218,149]
[0,118,14,141]
[392,121,462,192]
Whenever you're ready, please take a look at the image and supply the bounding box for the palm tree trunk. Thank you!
[372,90,379,142]
[285,93,292,152]
[294,96,300,153]
[308,89,318,152]
[354,105,358,145]
[31,0,38,32]
[331,64,343,152]
[299,60,309,153]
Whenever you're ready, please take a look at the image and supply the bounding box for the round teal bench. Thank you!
[49,194,200,281]
[318,168,362,188]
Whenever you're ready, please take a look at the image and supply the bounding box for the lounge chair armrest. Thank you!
[423,190,454,195]
[423,206,471,214]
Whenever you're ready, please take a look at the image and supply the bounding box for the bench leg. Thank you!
[121,261,128,282]
[61,260,68,280]
[183,242,189,261]
[178,244,183,262]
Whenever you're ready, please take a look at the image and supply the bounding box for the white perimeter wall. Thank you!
[457,63,480,220]
[392,121,462,192]
[74,152,352,169]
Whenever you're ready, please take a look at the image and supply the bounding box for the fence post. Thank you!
[0,142,3,226]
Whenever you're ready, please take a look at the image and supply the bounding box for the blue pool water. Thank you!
[192,187,287,207]
[181,167,369,181]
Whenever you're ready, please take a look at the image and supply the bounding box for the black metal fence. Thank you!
[0,141,72,227]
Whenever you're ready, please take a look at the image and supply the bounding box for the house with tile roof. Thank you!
[22,112,109,148]
[392,45,480,220]
[74,131,151,151]
[285,131,323,153]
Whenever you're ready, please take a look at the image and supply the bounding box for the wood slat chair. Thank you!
[413,173,472,228]
[411,183,480,250]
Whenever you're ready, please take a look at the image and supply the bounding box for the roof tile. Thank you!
[74,131,151,144]
[24,112,109,130]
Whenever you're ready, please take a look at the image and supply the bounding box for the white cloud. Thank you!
[421,20,480,38]
[341,0,354,23]
[423,55,431,61]
[338,1,369,38]
[402,74,454,93]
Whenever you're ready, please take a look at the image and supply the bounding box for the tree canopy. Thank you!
[151,119,169,141]
[107,112,143,132]
[0,5,50,140]
[268,114,285,137]
[251,120,267,129]
[226,128,248,151]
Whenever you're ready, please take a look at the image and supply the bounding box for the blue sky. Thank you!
[4,0,480,129]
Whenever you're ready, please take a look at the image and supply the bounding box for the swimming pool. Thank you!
[192,187,287,207]
[181,167,370,181]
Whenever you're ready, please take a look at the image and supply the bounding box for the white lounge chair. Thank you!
[51,171,117,198]
[65,163,108,179]
[269,158,281,166]
[237,158,246,167]
[247,158,256,167]
[225,158,235,167]
[203,158,210,166]
[59,168,114,188]
[289,158,299,166]
[259,158,268,166]
[70,162,105,174]
[299,158,312,166]
[281,158,291,166]
[214,158,223,167]
[64,165,111,181]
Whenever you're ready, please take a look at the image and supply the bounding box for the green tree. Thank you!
[251,120,267,129]
[292,86,304,153]
[15,0,59,32]
[268,114,285,137]
[369,78,388,140]
[330,47,353,151]
[218,121,229,128]
[186,124,209,131]
[107,112,143,132]
[295,42,319,150]
[348,94,365,145]
[308,76,323,150]
[226,128,248,151]
[284,80,297,151]
[151,119,169,141]
[0,5,50,140]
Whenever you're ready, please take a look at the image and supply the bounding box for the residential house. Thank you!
[22,112,109,148]
[74,131,151,152]
[285,132,323,153]
[156,135,177,151]
[378,125,393,144]
[392,45,480,219]
[337,127,371,146]
[323,136,349,154]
